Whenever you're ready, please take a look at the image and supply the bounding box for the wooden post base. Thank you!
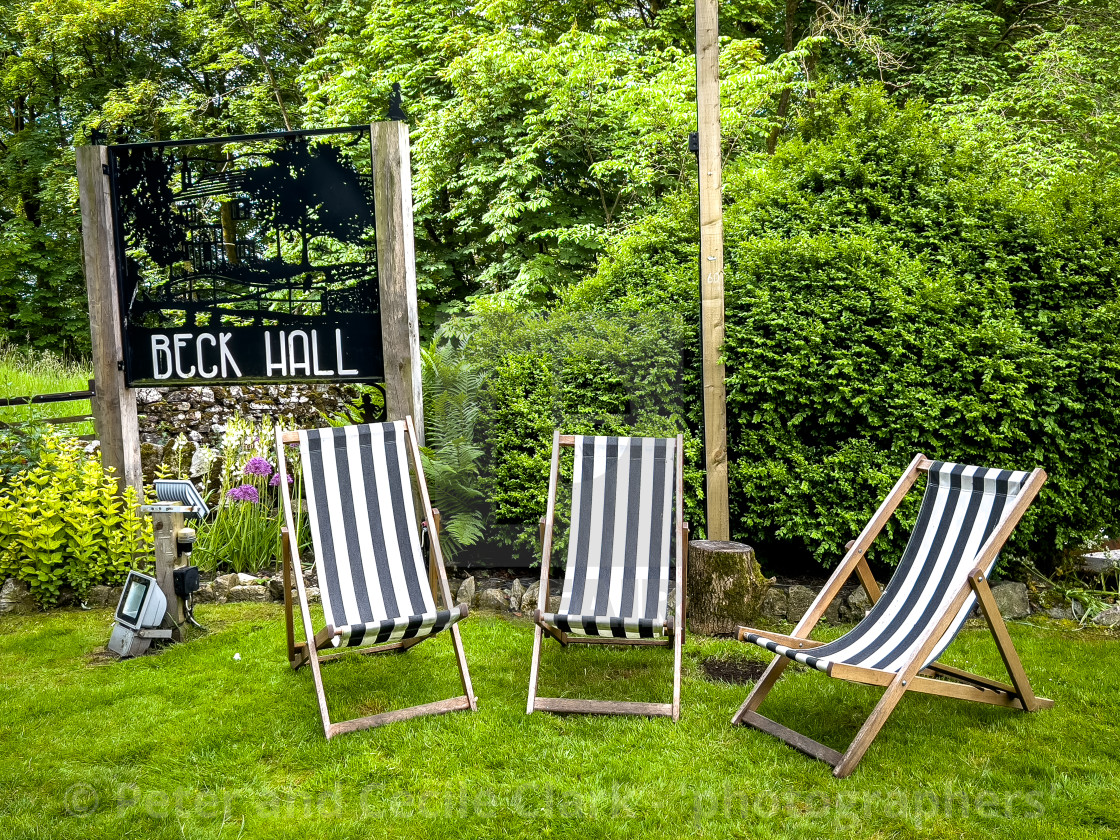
[687,540,772,636]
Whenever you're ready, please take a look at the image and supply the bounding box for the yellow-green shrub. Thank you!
[0,437,151,605]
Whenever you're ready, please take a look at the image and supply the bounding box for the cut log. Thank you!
[687,540,773,636]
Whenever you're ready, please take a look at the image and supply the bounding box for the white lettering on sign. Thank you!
[265,331,287,377]
[288,330,311,376]
[311,329,334,376]
[152,335,173,380]
[219,332,242,377]
[197,334,218,378]
[173,334,195,378]
[336,329,358,376]
[145,328,363,380]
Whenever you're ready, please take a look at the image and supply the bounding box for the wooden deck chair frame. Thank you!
[732,453,1052,777]
[276,416,476,739]
[527,431,689,720]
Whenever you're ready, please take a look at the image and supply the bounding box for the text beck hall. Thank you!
[146,327,362,381]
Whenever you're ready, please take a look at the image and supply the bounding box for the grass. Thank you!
[0,607,1117,839]
[0,343,94,435]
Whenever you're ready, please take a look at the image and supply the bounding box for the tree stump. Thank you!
[687,540,773,636]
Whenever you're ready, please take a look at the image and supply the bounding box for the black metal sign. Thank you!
[107,126,384,386]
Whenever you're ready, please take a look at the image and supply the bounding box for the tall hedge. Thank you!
[573,87,1120,571]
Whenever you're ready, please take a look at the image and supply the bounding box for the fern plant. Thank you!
[420,341,485,560]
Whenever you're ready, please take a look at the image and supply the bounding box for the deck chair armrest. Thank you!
[736,626,825,649]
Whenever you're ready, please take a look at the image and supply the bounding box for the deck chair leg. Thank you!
[671,623,683,721]
[970,570,1042,711]
[527,624,544,714]
[449,624,477,711]
[833,673,909,778]
[731,655,792,725]
[283,530,298,667]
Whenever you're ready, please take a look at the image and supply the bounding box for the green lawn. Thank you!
[0,607,1117,839]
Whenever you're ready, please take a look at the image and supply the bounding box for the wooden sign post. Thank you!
[76,145,144,500]
[695,0,730,540]
[372,121,426,444]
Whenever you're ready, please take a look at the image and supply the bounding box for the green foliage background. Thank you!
[3,0,1118,570]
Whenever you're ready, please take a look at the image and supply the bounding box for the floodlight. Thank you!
[107,571,172,657]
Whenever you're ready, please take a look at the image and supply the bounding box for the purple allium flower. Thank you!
[243,456,274,477]
[269,472,294,487]
[226,484,260,503]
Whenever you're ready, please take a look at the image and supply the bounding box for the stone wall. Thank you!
[135,383,362,446]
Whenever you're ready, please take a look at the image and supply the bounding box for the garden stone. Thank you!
[456,576,476,608]
[547,595,561,613]
[786,586,816,624]
[189,446,215,478]
[1046,602,1083,621]
[842,587,873,622]
[989,581,1030,620]
[212,573,242,598]
[305,587,321,604]
[509,579,524,613]
[192,583,220,604]
[822,593,842,626]
[228,585,270,603]
[268,576,286,601]
[759,588,788,622]
[477,588,510,611]
[0,579,36,615]
[85,585,115,608]
[521,581,540,612]
[1091,605,1120,627]
[475,577,504,594]
[139,443,163,481]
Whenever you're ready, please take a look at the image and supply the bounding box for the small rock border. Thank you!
[3,573,1109,630]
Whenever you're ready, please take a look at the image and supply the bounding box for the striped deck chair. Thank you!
[527,432,688,720]
[275,417,476,739]
[732,454,1052,777]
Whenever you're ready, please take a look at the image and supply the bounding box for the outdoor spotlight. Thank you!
[107,571,173,658]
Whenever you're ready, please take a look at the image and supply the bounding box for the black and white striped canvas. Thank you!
[743,461,1032,674]
[297,422,465,648]
[540,435,677,639]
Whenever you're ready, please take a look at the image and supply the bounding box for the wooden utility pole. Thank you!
[371,120,425,444]
[695,0,730,540]
[76,145,143,499]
